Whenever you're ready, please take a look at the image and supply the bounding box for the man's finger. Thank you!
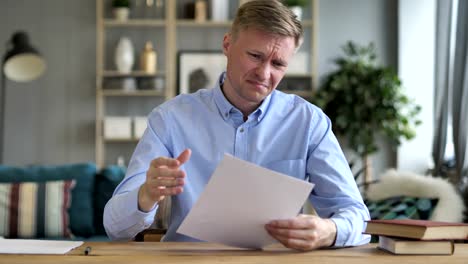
[155,177,185,187]
[267,232,311,251]
[265,226,311,240]
[150,168,186,179]
[150,157,180,168]
[267,218,313,229]
[176,149,192,165]
[157,186,184,196]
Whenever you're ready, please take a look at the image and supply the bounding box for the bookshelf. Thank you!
[95,0,317,167]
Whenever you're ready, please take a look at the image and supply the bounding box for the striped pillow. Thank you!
[0,180,75,238]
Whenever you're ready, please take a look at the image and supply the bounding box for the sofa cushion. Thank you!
[94,165,126,235]
[366,196,439,220]
[0,163,97,237]
[0,180,75,238]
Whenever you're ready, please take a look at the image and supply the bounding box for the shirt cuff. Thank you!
[329,216,371,247]
[114,188,157,230]
[124,187,158,229]
[329,217,349,247]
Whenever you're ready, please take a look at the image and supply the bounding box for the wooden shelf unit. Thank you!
[96,0,317,167]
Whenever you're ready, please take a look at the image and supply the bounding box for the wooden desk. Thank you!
[1,242,467,264]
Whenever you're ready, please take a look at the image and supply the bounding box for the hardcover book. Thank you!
[364,219,468,240]
[378,236,454,255]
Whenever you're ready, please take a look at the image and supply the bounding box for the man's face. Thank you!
[222,27,296,112]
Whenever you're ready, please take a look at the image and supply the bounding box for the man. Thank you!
[104,0,370,251]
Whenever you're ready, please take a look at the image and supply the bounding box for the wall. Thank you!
[318,0,398,179]
[0,0,397,170]
[0,0,96,165]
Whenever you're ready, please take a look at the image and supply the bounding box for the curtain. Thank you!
[432,0,452,176]
[452,0,468,182]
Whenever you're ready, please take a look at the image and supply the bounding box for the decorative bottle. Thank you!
[140,41,157,74]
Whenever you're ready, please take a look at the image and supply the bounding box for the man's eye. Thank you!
[249,53,261,59]
[273,62,286,68]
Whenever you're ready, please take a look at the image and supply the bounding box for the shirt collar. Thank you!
[213,72,273,122]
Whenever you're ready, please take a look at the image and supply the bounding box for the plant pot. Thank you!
[113,7,130,21]
[289,6,303,20]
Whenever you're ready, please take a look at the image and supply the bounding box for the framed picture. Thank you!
[177,51,227,94]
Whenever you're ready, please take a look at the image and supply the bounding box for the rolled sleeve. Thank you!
[104,187,157,240]
[331,213,371,247]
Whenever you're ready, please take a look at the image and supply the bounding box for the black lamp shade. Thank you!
[2,31,46,82]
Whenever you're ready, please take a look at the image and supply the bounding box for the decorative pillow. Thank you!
[94,165,126,236]
[0,180,75,238]
[0,163,97,237]
[365,196,439,220]
[367,169,464,222]
[365,196,439,243]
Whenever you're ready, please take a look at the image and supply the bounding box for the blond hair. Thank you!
[231,0,304,49]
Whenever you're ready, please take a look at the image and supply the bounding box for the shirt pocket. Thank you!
[263,159,306,180]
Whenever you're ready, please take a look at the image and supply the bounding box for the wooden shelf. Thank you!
[101,89,165,97]
[104,19,166,27]
[175,19,313,27]
[176,20,232,27]
[173,19,312,27]
[285,73,314,78]
[104,138,140,143]
[102,71,165,78]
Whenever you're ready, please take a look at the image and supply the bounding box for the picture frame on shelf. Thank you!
[177,51,227,94]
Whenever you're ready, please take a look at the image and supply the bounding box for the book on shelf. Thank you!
[364,219,468,240]
[378,235,455,255]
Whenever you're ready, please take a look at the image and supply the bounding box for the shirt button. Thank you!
[239,128,244,133]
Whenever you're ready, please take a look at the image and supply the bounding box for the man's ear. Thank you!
[222,33,231,55]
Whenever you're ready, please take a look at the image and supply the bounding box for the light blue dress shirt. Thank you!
[104,72,371,247]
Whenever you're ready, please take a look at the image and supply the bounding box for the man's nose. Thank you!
[255,62,270,80]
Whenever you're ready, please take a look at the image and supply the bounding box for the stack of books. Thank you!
[364,219,468,255]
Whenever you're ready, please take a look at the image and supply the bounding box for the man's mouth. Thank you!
[247,80,268,90]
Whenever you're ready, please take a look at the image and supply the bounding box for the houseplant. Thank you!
[283,0,307,20]
[112,0,131,21]
[313,41,421,184]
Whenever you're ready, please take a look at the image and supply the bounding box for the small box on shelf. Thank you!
[286,52,309,75]
[133,116,147,139]
[104,116,132,140]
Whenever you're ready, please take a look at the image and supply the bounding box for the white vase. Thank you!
[114,7,130,21]
[115,37,134,73]
[211,0,228,21]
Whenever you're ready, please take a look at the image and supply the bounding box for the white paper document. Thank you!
[0,239,83,254]
[177,154,314,249]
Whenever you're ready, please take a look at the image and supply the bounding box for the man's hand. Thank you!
[265,214,337,251]
[138,149,192,212]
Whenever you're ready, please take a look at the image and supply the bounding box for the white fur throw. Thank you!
[367,169,465,222]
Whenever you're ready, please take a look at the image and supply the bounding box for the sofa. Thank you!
[0,163,125,241]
